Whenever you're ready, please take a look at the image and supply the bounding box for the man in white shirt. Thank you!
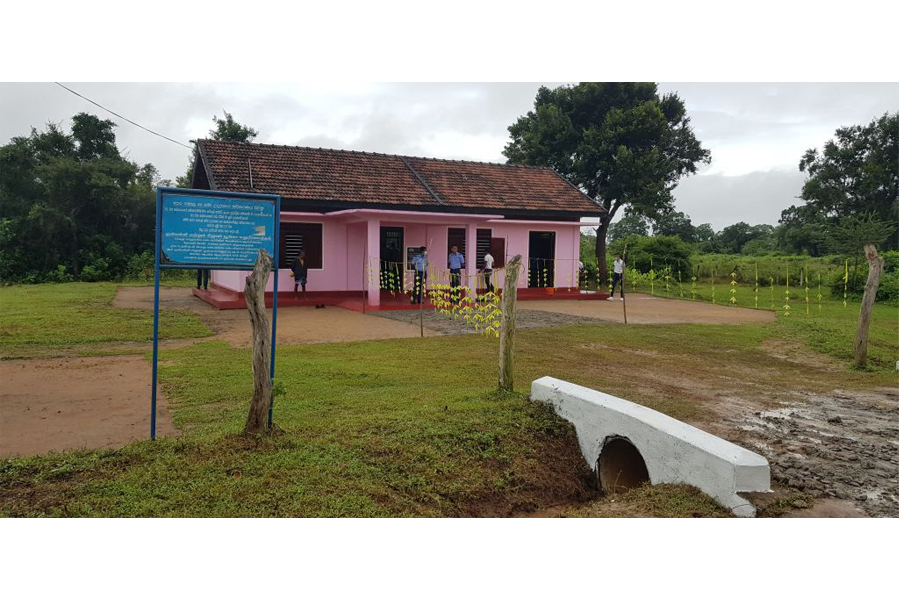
[481,252,495,293]
[608,254,624,300]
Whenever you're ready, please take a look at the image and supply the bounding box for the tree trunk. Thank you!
[853,244,884,369]
[498,255,522,392]
[595,221,609,288]
[244,249,273,434]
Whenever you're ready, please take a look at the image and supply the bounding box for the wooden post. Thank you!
[244,249,273,434]
[498,254,522,392]
[853,244,884,369]
[621,244,628,324]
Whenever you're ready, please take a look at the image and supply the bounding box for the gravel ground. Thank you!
[375,308,608,335]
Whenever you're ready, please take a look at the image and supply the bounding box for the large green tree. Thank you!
[176,110,260,187]
[792,112,898,250]
[652,210,697,242]
[504,83,710,284]
[607,212,650,242]
[0,113,157,282]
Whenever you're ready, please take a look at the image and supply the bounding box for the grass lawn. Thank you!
[0,282,212,359]
[1,280,896,517]
[625,279,898,370]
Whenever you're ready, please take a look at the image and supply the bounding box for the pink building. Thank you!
[189,139,606,310]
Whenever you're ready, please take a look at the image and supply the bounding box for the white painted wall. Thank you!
[531,376,771,516]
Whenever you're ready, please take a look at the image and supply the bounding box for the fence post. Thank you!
[854,244,884,369]
[498,254,522,392]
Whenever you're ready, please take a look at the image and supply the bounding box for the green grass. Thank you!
[1,278,896,517]
[623,278,898,370]
[0,283,212,358]
[3,311,896,517]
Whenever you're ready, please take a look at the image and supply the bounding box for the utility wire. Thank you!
[53,82,193,150]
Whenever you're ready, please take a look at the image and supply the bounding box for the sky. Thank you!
[1,82,896,230]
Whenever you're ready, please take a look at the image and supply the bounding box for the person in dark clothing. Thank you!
[196,269,210,290]
[291,251,308,297]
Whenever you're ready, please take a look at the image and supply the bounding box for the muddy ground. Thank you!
[733,387,898,517]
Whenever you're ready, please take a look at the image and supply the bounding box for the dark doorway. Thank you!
[528,231,555,287]
[380,226,404,290]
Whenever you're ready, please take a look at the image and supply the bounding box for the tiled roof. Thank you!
[195,139,604,215]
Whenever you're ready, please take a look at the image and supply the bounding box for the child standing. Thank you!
[291,251,308,297]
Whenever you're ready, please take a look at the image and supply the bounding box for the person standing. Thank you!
[411,246,427,304]
[481,251,494,294]
[196,269,210,291]
[291,251,308,297]
[448,244,465,303]
[608,253,625,301]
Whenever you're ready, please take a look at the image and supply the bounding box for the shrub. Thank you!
[126,251,155,280]
[608,235,692,279]
[828,251,898,302]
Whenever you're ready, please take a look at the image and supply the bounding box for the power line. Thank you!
[53,82,193,150]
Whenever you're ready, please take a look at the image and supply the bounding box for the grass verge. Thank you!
[0,282,211,359]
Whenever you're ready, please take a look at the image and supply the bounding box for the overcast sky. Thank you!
[1,82,896,229]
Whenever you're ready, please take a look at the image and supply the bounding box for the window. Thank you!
[279,222,323,269]
[448,227,465,255]
[476,229,492,268]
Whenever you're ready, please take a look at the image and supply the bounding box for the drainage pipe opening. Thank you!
[598,437,650,494]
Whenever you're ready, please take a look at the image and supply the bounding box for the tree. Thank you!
[653,210,696,242]
[825,212,895,289]
[608,212,650,242]
[210,110,258,143]
[176,111,259,188]
[794,112,898,249]
[717,222,774,254]
[0,113,156,282]
[694,223,719,253]
[504,83,710,285]
[776,204,828,256]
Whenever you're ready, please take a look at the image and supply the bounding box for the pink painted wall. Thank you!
[210,215,582,293]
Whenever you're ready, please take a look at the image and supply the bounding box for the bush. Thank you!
[828,251,898,302]
[608,235,692,279]
[126,251,155,280]
[45,265,73,283]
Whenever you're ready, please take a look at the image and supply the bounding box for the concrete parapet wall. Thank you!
[531,376,771,516]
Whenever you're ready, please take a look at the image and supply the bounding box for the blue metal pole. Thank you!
[268,197,280,430]
[150,189,163,440]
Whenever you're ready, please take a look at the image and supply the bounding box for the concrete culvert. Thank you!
[598,437,650,494]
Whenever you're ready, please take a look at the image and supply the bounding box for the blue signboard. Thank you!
[151,188,281,440]
[160,193,276,268]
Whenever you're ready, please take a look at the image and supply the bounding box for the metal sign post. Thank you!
[151,187,280,440]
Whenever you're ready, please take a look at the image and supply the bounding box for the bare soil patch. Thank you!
[521,294,775,325]
[114,286,433,346]
[377,308,606,335]
[0,355,177,458]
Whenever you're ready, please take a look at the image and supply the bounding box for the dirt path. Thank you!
[521,294,775,324]
[377,307,607,335]
[0,355,177,457]
[113,286,433,346]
